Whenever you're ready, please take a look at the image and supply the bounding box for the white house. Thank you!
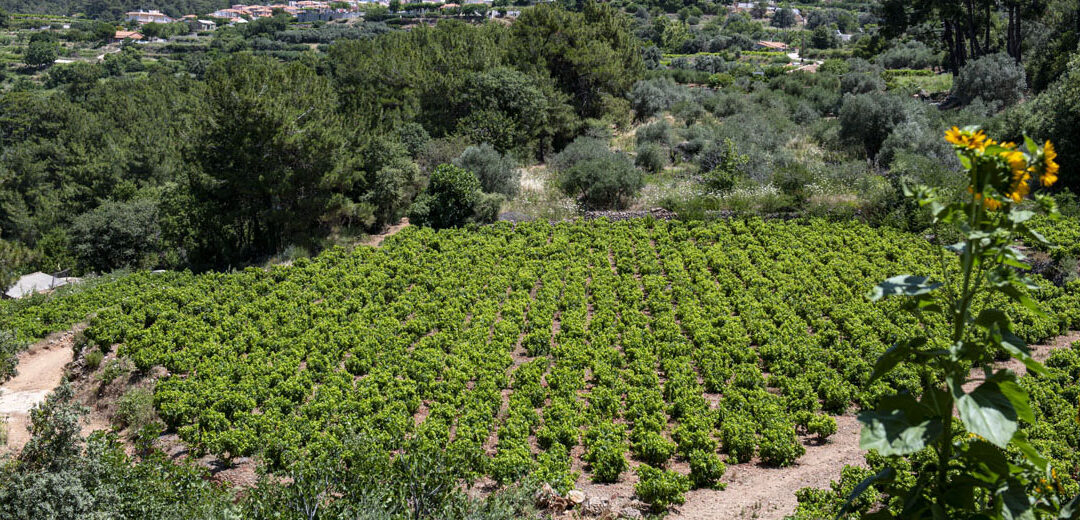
[125,10,175,24]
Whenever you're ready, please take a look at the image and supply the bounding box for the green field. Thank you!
[5,218,1079,492]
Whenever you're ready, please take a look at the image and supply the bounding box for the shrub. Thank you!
[631,430,677,465]
[454,144,519,197]
[634,464,691,512]
[85,350,104,371]
[629,77,689,121]
[954,53,1026,109]
[688,450,726,489]
[408,164,501,229]
[0,330,24,384]
[840,72,885,94]
[584,423,628,483]
[838,92,913,158]
[96,359,131,387]
[720,417,756,463]
[806,414,837,441]
[773,163,815,206]
[635,143,668,173]
[553,137,643,209]
[701,138,748,193]
[758,422,805,466]
[114,387,156,430]
[876,119,957,169]
[819,58,850,76]
[636,120,675,148]
[875,40,939,70]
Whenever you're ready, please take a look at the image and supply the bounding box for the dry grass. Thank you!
[502,165,581,221]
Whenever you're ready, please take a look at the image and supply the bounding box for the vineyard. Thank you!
[4,218,1080,501]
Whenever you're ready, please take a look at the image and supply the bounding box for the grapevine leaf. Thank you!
[955,380,1019,448]
[869,275,942,302]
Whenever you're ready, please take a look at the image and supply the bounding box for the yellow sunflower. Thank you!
[1043,140,1059,186]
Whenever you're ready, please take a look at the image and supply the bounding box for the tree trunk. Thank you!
[966,0,982,58]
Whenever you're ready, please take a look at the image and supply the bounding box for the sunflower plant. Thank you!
[844,127,1079,519]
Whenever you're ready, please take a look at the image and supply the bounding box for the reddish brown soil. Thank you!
[362,217,410,247]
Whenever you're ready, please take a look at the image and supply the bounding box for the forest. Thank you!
[2,0,1080,518]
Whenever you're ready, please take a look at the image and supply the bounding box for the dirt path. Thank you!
[674,415,864,520]
[0,328,80,453]
[362,218,410,247]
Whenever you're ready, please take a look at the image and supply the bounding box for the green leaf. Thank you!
[998,379,1035,424]
[958,440,1010,484]
[955,380,1020,448]
[870,338,926,381]
[974,309,1047,375]
[858,402,942,456]
[1012,431,1048,471]
[1008,210,1036,225]
[869,275,942,302]
[1002,477,1036,520]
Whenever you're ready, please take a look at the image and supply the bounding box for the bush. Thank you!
[635,143,668,173]
[629,77,689,121]
[114,387,156,430]
[584,423,628,483]
[838,92,913,158]
[758,422,805,466]
[875,40,938,70]
[407,164,501,229]
[773,163,815,206]
[636,120,675,148]
[0,330,24,384]
[85,350,104,371]
[634,464,691,512]
[806,414,837,441]
[553,137,644,209]
[688,450,726,489]
[701,138,748,193]
[720,417,756,463]
[954,53,1026,109]
[631,430,676,465]
[840,72,885,94]
[454,144,519,197]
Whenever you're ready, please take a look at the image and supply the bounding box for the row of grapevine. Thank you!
[3,218,1078,490]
